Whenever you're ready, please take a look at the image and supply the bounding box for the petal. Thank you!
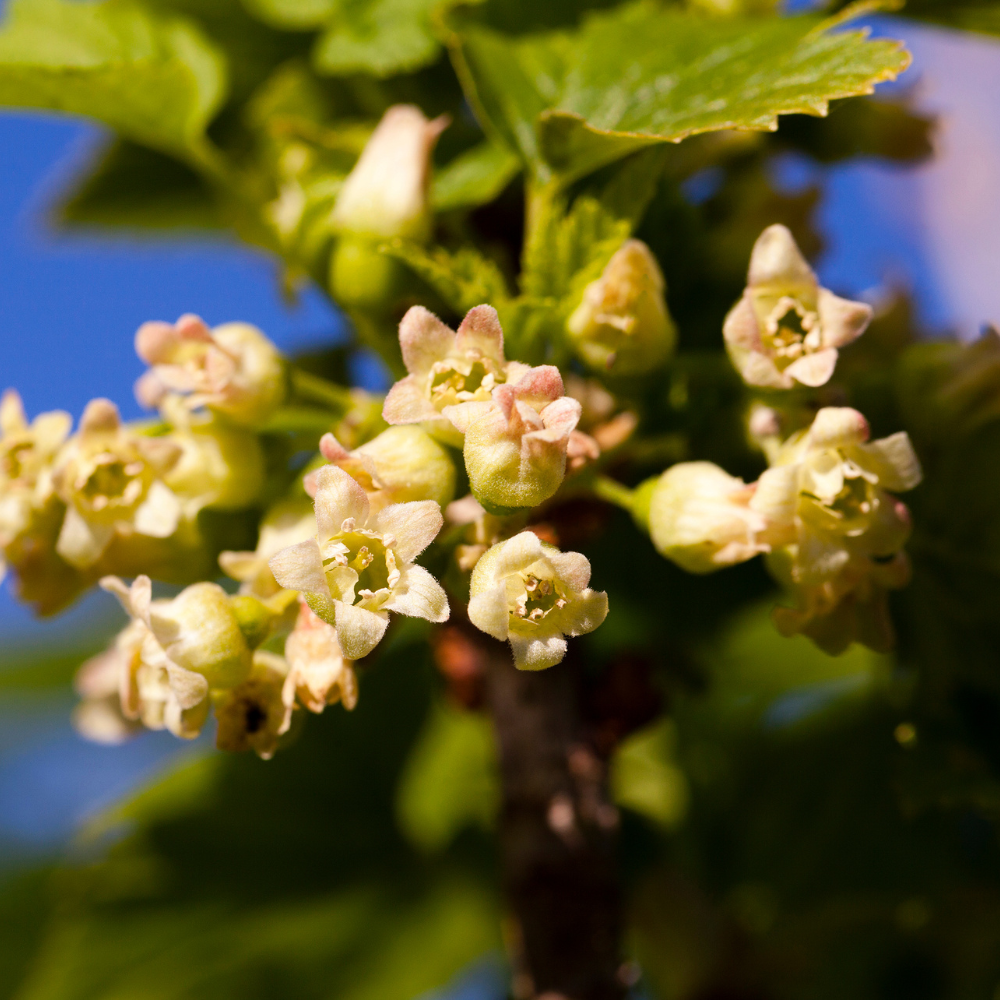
[79,398,121,436]
[133,480,182,538]
[313,465,370,538]
[32,411,72,453]
[560,588,609,637]
[467,583,510,640]
[509,365,564,408]
[491,531,544,579]
[384,564,449,622]
[784,348,838,388]
[508,632,567,671]
[383,376,440,425]
[334,601,389,659]
[539,396,582,439]
[808,408,870,448]
[747,224,816,292]
[749,466,799,529]
[318,433,351,463]
[858,432,923,492]
[375,500,443,563]
[722,295,763,351]
[0,389,26,434]
[817,288,873,348]
[164,662,209,710]
[398,305,455,377]
[57,506,113,568]
[455,304,505,364]
[546,549,591,591]
[441,399,494,434]
[218,550,260,582]
[269,538,331,596]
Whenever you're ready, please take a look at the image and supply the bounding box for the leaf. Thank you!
[0,0,227,158]
[241,0,339,29]
[395,699,499,852]
[383,240,511,315]
[610,717,688,829]
[452,1,911,182]
[432,139,521,212]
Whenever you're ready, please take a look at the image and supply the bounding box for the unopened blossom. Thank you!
[134,314,285,426]
[758,407,923,652]
[567,240,676,376]
[284,599,358,713]
[0,389,71,557]
[102,575,258,739]
[214,651,293,759]
[468,531,608,670]
[331,104,449,242]
[71,641,142,745]
[648,461,794,574]
[382,304,525,446]
[446,365,582,510]
[52,399,183,569]
[724,225,872,389]
[308,424,456,513]
[220,497,316,599]
[268,465,449,660]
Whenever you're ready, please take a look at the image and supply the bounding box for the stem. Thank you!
[591,476,636,515]
[479,630,627,1000]
[287,367,357,413]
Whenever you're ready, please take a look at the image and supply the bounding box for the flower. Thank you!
[214,651,294,759]
[647,461,794,574]
[284,598,358,713]
[0,389,71,554]
[382,304,524,446]
[101,574,257,738]
[757,407,923,653]
[71,641,142,745]
[331,104,449,242]
[308,424,456,513]
[467,531,608,670]
[567,240,676,375]
[134,314,285,426]
[268,465,449,659]
[446,365,582,510]
[52,399,183,569]
[723,225,872,389]
[220,497,316,599]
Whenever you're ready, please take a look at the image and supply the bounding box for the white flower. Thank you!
[284,598,358,713]
[71,642,142,745]
[468,531,608,670]
[214,651,294,760]
[724,225,872,389]
[268,465,449,659]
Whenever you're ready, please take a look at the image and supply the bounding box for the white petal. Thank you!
[546,550,591,591]
[560,588,608,637]
[56,505,113,568]
[492,531,544,578]
[164,662,209,711]
[384,564,449,622]
[313,465,370,538]
[747,224,816,290]
[817,288,873,348]
[508,632,567,671]
[334,601,390,659]
[382,376,440,425]
[268,538,330,596]
[374,500,443,563]
[398,305,455,377]
[133,480,182,538]
[467,584,510,640]
[784,348,838,388]
[749,465,799,526]
[859,432,922,492]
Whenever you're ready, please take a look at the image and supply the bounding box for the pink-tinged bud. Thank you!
[567,240,676,376]
[268,466,448,660]
[283,599,358,713]
[724,225,872,389]
[52,400,184,569]
[308,424,456,512]
[468,531,608,670]
[648,462,794,574]
[332,105,449,242]
[214,651,293,759]
[448,366,582,511]
[134,314,285,426]
[383,304,516,447]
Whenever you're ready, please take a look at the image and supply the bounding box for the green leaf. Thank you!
[0,0,227,158]
[241,0,339,30]
[432,139,521,211]
[383,240,511,315]
[610,717,689,829]
[452,2,911,182]
[395,699,499,852]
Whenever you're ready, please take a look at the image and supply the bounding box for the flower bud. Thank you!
[52,399,184,569]
[135,314,285,426]
[214,650,293,760]
[309,425,456,513]
[284,599,358,713]
[269,465,449,660]
[468,531,608,670]
[331,105,449,242]
[448,366,582,510]
[567,240,676,376]
[724,225,872,389]
[648,461,793,574]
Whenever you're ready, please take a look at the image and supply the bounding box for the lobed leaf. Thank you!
[452,1,911,182]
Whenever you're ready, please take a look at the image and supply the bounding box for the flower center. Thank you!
[428,358,503,410]
[513,573,567,625]
[324,525,399,604]
[764,297,821,369]
[1,441,33,482]
[81,454,146,511]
